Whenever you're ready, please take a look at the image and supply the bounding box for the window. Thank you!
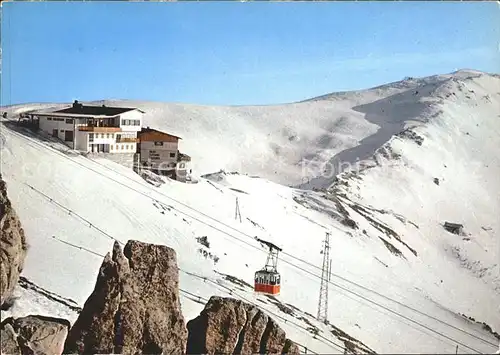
[89,133,94,142]
[66,119,73,124]
[125,145,129,150]
[64,131,74,142]
[121,145,124,150]
[170,152,176,158]
[121,119,126,125]
[134,120,140,126]
[110,145,113,150]
[106,133,110,139]
[47,117,52,121]
[154,142,163,146]
[116,145,119,150]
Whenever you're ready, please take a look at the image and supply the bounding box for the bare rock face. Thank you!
[0,322,20,355]
[64,240,187,354]
[0,315,70,355]
[0,176,28,309]
[186,296,300,355]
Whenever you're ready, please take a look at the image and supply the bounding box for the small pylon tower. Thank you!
[235,197,242,223]
[317,232,331,323]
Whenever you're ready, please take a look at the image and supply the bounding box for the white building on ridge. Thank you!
[30,100,144,153]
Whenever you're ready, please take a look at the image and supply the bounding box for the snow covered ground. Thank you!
[1,69,499,353]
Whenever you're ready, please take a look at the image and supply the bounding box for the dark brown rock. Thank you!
[0,315,70,355]
[64,240,187,354]
[186,296,299,355]
[0,175,28,309]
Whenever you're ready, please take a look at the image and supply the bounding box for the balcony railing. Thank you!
[116,137,139,143]
[78,126,122,133]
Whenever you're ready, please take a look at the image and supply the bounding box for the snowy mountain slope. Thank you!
[1,70,489,189]
[1,69,499,353]
[0,125,379,354]
[0,133,497,353]
[89,70,488,188]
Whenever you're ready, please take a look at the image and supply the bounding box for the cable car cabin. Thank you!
[254,270,281,295]
[254,238,283,296]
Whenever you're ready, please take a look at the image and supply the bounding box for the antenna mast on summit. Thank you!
[317,232,331,323]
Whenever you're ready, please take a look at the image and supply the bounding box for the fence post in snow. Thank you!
[455,345,458,354]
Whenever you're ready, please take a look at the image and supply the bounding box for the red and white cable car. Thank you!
[254,238,282,296]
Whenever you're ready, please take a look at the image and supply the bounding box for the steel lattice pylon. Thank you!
[317,232,330,323]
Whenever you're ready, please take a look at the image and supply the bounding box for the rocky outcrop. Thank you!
[0,175,28,309]
[186,296,299,355]
[0,230,301,354]
[64,240,187,354]
[0,315,70,355]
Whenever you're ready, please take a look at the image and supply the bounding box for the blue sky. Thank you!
[1,1,499,106]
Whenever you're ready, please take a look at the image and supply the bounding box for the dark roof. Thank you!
[54,105,140,116]
[139,127,182,140]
